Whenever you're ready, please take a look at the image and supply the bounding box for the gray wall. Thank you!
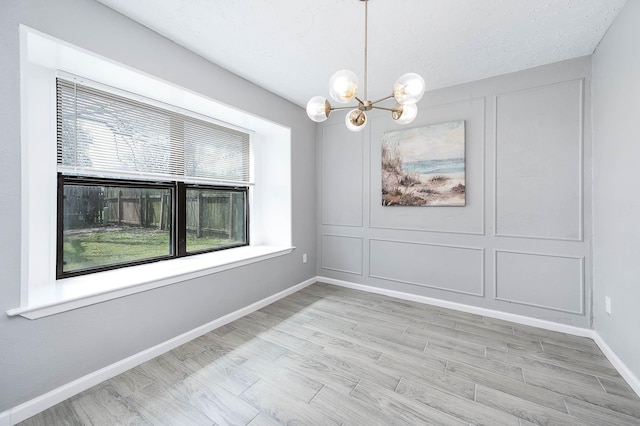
[0,0,316,411]
[592,0,640,380]
[317,57,592,327]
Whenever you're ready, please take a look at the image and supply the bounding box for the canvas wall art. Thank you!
[382,120,465,206]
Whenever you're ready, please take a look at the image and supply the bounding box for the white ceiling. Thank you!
[96,0,627,108]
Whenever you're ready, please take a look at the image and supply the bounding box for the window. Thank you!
[56,78,250,278]
[13,27,292,319]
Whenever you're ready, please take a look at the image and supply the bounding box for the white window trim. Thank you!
[9,26,293,319]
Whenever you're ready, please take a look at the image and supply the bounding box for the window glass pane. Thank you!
[186,188,247,253]
[62,183,173,275]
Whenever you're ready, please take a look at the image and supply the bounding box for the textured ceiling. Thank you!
[96,0,627,107]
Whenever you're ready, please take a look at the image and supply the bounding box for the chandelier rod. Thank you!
[363,0,368,102]
[370,106,397,112]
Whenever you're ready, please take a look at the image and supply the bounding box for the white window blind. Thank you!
[56,78,251,184]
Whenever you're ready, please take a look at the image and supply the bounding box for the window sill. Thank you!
[7,245,294,319]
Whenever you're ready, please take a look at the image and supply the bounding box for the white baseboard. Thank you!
[2,277,315,425]
[318,276,592,337]
[593,331,640,398]
[318,276,640,398]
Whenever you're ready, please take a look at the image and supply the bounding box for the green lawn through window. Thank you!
[63,227,234,273]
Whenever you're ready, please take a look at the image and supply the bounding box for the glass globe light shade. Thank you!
[392,103,418,125]
[306,96,331,122]
[329,70,359,104]
[345,109,367,132]
[393,72,426,105]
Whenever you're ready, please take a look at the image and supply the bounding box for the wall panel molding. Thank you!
[494,79,584,242]
[321,234,363,275]
[367,224,485,236]
[369,238,484,296]
[321,124,364,227]
[494,249,585,315]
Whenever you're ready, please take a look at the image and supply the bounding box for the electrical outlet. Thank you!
[303,253,307,264]
[605,296,611,315]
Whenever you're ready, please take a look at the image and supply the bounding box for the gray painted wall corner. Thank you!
[592,0,640,382]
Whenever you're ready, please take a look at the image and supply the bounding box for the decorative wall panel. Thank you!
[369,239,484,296]
[321,124,363,227]
[321,235,363,275]
[495,80,583,240]
[495,250,584,314]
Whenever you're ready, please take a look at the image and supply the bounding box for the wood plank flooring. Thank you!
[18,283,640,425]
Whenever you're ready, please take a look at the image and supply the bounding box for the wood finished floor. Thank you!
[19,283,640,426]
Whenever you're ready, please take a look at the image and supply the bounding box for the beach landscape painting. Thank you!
[382,121,465,206]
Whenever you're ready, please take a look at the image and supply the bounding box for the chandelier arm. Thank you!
[330,105,358,111]
[371,105,401,112]
[370,94,395,106]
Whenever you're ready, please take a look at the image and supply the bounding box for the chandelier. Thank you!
[306,0,426,132]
